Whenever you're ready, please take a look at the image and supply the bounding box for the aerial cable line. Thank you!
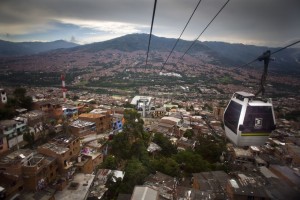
[232,40,300,97]
[176,0,230,64]
[271,40,300,56]
[161,0,203,71]
[146,0,158,65]
[236,40,300,69]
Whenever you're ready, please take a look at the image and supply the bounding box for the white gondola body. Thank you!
[223,91,276,146]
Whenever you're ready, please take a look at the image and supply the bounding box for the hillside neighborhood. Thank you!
[0,84,299,199]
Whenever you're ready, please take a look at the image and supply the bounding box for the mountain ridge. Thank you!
[0,39,79,57]
[0,34,299,74]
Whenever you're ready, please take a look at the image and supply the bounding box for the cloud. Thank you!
[58,18,148,35]
[0,0,299,46]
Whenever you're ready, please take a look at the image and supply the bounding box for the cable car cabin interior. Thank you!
[223,91,276,147]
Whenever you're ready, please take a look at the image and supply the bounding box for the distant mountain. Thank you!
[69,34,300,73]
[71,33,210,53]
[0,40,79,57]
[0,34,299,74]
[202,41,300,72]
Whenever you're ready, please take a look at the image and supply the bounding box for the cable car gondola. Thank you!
[223,91,276,146]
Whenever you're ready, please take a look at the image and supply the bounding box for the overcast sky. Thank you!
[0,0,299,47]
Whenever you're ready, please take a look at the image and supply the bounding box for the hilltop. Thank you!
[0,34,299,74]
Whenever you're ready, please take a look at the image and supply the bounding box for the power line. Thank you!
[160,0,203,71]
[177,0,230,64]
[146,0,158,65]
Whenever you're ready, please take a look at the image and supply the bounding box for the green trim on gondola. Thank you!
[241,133,270,136]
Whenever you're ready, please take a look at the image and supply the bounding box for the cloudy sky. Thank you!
[0,0,299,47]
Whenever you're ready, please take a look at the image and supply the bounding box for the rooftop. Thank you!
[193,170,229,199]
[233,147,253,157]
[90,109,108,114]
[130,96,152,106]
[39,143,69,155]
[0,149,34,165]
[70,119,95,128]
[54,173,95,200]
[19,187,56,200]
[144,171,175,200]
[52,134,78,145]
[81,147,102,160]
[228,172,269,198]
[131,186,158,200]
[79,113,105,119]
[269,165,300,187]
[0,120,17,129]
[259,166,278,179]
[147,142,162,153]
[161,116,181,123]
[20,110,45,119]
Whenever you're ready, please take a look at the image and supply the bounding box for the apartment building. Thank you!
[69,119,96,137]
[79,113,112,134]
[22,153,58,191]
[33,100,63,119]
[0,119,27,153]
[37,134,80,175]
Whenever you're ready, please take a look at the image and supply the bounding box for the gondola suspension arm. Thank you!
[255,50,271,97]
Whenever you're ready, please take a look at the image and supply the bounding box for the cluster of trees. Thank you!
[101,109,227,198]
[0,87,33,120]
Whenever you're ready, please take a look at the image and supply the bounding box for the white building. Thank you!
[130,96,154,117]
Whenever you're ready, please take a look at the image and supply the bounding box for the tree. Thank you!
[72,95,79,101]
[0,107,15,120]
[149,157,180,177]
[104,173,123,200]
[13,87,26,99]
[12,87,33,110]
[153,133,177,157]
[110,132,131,159]
[118,159,149,193]
[101,155,118,170]
[123,102,135,109]
[20,96,33,110]
[130,140,149,165]
[174,150,211,174]
[122,109,148,143]
[183,129,194,139]
[195,135,226,163]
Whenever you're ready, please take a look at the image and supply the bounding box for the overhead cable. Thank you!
[161,0,203,71]
[177,0,230,64]
[146,0,158,65]
[237,40,300,69]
